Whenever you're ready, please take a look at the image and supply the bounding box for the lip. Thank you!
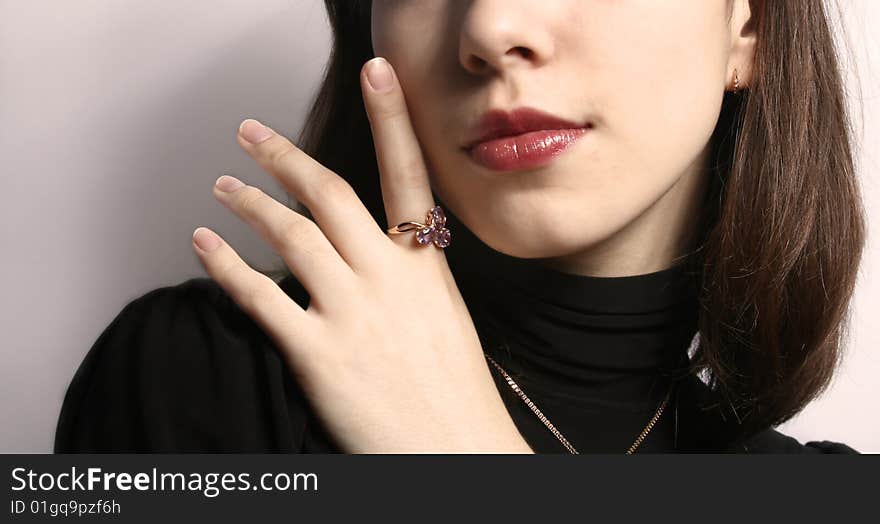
[462,107,592,172]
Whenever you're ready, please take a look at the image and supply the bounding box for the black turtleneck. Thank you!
[447,215,697,453]
[54,211,859,453]
[445,212,699,453]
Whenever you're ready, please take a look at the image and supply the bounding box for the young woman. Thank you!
[55,0,866,453]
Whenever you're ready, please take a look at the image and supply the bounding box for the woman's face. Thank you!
[371,0,754,275]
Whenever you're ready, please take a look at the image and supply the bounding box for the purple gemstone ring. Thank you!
[386,205,452,249]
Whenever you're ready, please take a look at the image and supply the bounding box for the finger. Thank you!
[235,119,386,272]
[191,226,321,366]
[212,174,356,311]
[360,57,436,247]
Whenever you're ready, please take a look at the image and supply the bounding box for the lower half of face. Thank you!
[426,103,720,265]
[423,67,727,267]
[375,0,733,267]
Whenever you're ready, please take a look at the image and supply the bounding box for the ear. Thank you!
[727,0,757,90]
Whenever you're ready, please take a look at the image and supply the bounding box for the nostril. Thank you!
[507,46,534,60]
[468,55,490,72]
[511,46,533,60]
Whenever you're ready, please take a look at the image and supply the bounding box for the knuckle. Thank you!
[213,260,246,293]
[316,175,353,200]
[241,278,277,316]
[276,216,314,245]
[237,187,267,215]
[375,101,406,121]
[398,158,430,187]
[270,143,300,169]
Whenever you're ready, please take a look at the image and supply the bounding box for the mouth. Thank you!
[461,107,593,172]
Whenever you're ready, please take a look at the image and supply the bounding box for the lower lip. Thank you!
[466,127,589,172]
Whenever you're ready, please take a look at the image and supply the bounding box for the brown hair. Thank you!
[261,0,867,443]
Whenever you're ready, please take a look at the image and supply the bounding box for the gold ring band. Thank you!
[386,221,428,234]
[385,205,452,249]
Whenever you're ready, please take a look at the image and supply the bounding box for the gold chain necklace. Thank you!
[484,353,672,454]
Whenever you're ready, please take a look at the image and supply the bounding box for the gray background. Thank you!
[1,0,877,452]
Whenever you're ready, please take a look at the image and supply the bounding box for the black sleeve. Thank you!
[53,277,330,453]
[735,428,860,454]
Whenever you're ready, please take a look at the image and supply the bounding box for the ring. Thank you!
[386,205,452,249]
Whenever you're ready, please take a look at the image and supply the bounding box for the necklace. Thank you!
[484,353,673,454]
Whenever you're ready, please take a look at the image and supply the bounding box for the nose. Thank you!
[458,0,555,76]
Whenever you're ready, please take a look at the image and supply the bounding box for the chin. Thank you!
[437,184,621,260]
[478,218,609,261]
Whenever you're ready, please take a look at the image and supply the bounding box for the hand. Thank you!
[191,57,533,453]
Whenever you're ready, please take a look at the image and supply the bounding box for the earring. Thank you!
[732,68,740,94]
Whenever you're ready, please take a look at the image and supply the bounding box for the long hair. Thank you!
[261,0,866,442]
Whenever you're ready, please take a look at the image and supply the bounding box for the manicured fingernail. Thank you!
[215,175,244,192]
[239,119,273,144]
[366,57,394,93]
[193,227,222,252]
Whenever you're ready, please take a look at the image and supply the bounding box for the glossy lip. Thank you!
[462,106,590,150]
[467,128,590,172]
[461,107,592,172]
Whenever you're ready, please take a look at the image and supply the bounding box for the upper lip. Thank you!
[462,107,589,150]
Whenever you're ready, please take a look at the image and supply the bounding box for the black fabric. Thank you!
[54,217,859,454]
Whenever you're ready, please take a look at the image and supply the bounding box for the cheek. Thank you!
[600,10,729,183]
[623,57,725,176]
[371,1,444,60]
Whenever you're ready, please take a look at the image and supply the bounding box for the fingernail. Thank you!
[193,227,222,252]
[215,175,244,192]
[366,57,394,93]
[239,119,273,144]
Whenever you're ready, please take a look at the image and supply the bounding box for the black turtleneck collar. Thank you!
[441,207,752,452]
[443,206,704,431]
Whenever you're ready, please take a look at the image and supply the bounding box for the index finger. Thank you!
[360,57,437,244]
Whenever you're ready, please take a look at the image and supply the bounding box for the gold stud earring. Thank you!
[732,68,740,94]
